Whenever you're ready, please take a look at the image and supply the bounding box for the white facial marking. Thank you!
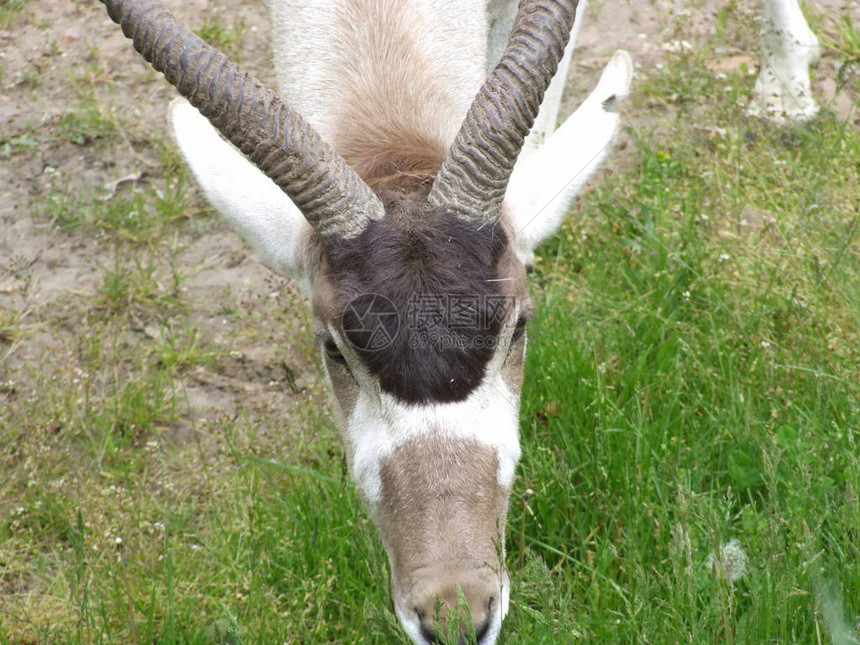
[396,602,426,645]
[348,372,521,510]
[334,313,524,511]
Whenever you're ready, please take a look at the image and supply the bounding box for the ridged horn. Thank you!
[100,0,383,242]
[427,0,578,223]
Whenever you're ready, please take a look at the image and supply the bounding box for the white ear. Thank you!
[505,50,633,265]
[168,98,313,286]
[520,0,589,160]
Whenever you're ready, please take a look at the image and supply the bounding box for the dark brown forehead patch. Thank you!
[326,209,514,404]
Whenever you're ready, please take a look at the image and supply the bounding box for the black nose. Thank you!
[474,614,491,642]
[411,575,498,644]
[419,618,438,643]
[417,609,492,644]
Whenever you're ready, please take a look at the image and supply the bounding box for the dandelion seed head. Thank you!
[707,539,748,583]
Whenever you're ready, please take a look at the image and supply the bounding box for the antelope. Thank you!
[97,0,818,642]
[99,0,629,641]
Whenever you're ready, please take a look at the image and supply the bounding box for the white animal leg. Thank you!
[749,0,820,123]
[168,98,313,290]
[506,50,633,265]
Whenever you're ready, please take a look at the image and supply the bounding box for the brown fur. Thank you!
[378,437,507,638]
[332,0,460,185]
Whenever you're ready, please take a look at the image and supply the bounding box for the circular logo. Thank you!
[342,293,400,352]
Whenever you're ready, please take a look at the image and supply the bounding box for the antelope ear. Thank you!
[168,98,313,286]
[505,50,633,265]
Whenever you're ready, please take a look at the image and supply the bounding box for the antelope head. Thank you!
[98,0,626,642]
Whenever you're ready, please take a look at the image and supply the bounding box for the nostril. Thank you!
[420,625,439,644]
[475,616,491,642]
[416,609,439,644]
[413,591,496,644]
[474,595,495,643]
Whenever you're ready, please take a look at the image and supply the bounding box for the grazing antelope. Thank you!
[98,0,818,641]
[99,0,630,641]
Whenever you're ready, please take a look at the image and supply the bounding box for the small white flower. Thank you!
[682,291,691,300]
[719,253,731,262]
[662,40,692,53]
[707,539,748,583]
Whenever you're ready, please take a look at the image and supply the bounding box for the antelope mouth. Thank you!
[373,436,515,645]
[394,568,509,645]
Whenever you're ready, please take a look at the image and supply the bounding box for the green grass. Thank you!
[195,16,247,60]
[509,115,859,642]
[0,0,25,29]
[819,11,860,93]
[56,74,121,148]
[2,8,859,645]
[38,146,190,241]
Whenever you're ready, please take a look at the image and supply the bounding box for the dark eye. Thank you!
[323,338,347,366]
[511,316,527,342]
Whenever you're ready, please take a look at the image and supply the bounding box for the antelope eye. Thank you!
[511,316,528,342]
[323,338,347,365]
